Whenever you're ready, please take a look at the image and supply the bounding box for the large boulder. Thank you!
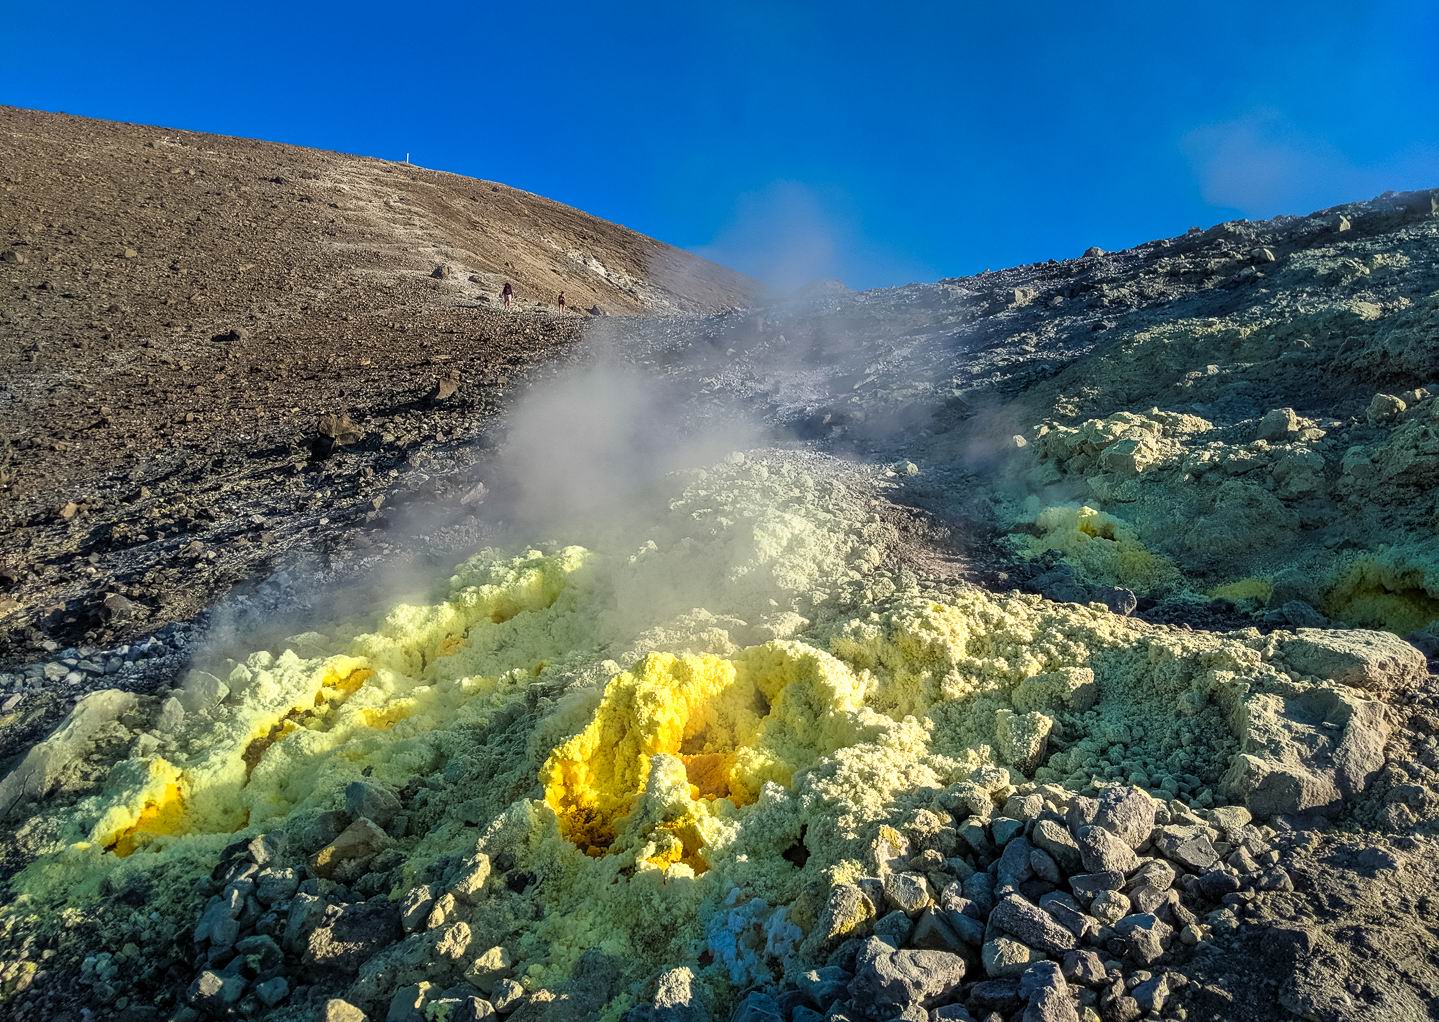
[1223,683,1390,817]
[1274,628,1427,695]
[0,689,137,818]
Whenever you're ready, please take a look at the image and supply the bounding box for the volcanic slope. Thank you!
[5,108,1439,1022]
[0,106,755,668]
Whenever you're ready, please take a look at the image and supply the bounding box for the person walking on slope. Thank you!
[556,291,566,312]
[501,281,514,309]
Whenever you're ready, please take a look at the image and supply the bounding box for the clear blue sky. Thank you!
[7,2,1438,289]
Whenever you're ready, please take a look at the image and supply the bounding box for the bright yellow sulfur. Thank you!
[1015,504,1183,596]
[1210,578,1274,606]
[541,642,872,860]
[1324,548,1439,634]
[0,455,1317,1016]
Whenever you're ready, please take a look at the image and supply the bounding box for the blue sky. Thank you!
[7,2,1438,289]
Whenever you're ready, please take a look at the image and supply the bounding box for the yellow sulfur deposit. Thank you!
[0,453,1382,1016]
[1323,547,1439,635]
[541,642,871,860]
[1014,504,1183,596]
[1210,578,1275,607]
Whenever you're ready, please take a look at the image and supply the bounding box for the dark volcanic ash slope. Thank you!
[0,106,755,671]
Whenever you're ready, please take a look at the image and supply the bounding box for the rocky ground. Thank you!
[0,106,753,759]
[3,107,1439,1022]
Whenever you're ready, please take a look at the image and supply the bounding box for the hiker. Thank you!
[557,291,566,311]
[501,281,513,309]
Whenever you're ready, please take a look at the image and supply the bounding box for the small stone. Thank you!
[1030,847,1062,885]
[731,991,782,1022]
[1131,974,1173,1014]
[1041,898,1098,942]
[848,940,967,1013]
[387,982,434,1022]
[990,894,1078,955]
[1069,871,1124,900]
[958,817,993,857]
[910,908,966,953]
[1113,914,1172,966]
[451,854,493,903]
[1367,393,1406,423]
[1089,890,1130,925]
[432,371,461,402]
[310,818,390,878]
[255,867,299,904]
[464,946,513,994]
[255,977,290,1007]
[399,884,437,932]
[346,780,401,830]
[454,998,497,1022]
[985,817,1021,849]
[968,977,1023,1011]
[874,908,914,948]
[997,836,1036,892]
[1196,868,1241,899]
[884,872,932,916]
[489,978,524,1013]
[1021,961,1078,1022]
[1256,407,1299,441]
[1155,828,1219,872]
[188,970,246,1011]
[1062,950,1107,987]
[1077,827,1139,875]
[983,936,1042,978]
[1125,859,1176,893]
[796,966,852,1009]
[1092,788,1156,849]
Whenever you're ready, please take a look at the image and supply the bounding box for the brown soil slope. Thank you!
[0,106,754,661]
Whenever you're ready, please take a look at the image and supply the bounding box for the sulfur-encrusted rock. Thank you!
[815,883,876,946]
[995,710,1054,773]
[1275,629,1426,695]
